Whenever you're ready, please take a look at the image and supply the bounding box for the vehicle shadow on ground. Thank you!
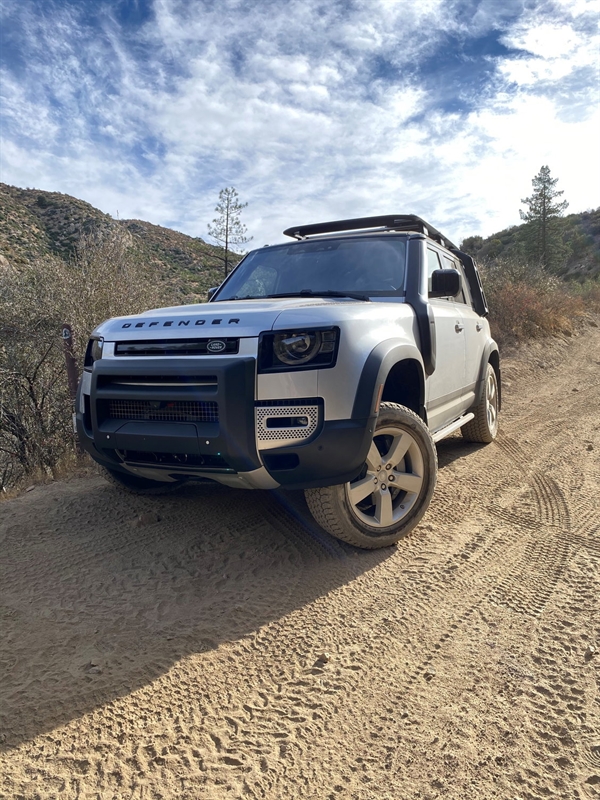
[1,440,475,750]
[0,479,391,750]
[435,434,486,469]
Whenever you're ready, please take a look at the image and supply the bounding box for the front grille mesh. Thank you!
[108,399,218,423]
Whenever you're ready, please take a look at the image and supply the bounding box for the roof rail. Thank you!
[283,214,457,249]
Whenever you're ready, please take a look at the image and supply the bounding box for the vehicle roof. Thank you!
[283,214,458,250]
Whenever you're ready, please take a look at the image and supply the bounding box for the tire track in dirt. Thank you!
[186,428,589,796]
[513,557,600,800]
[295,336,600,796]
[2,323,599,799]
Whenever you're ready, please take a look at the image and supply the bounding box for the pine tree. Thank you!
[207,187,252,278]
[519,166,569,272]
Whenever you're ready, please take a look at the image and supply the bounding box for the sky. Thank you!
[1,0,599,249]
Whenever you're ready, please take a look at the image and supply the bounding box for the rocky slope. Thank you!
[460,207,600,280]
[0,183,232,301]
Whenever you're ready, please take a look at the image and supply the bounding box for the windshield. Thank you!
[214,236,407,300]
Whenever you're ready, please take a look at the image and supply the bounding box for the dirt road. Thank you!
[1,324,599,800]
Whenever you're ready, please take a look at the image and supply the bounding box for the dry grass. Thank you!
[0,451,95,502]
[0,230,175,492]
[486,280,587,347]
[480,257,598,348]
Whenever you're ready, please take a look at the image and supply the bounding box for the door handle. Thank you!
[455,323,464,333]
[476,323,483,331]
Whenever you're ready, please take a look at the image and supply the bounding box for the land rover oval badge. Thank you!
[207,340,227,353]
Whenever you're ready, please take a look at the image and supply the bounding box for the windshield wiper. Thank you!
[264,290,371,302]
[213,294,260,301]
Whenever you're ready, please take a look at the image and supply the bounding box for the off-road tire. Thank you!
[304,402,438,549]
[462,362,499,443]
[99,465,185,495]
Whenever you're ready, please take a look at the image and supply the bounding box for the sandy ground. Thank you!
[1,323,599,800]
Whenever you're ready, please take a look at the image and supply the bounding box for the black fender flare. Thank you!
[469,342,501,411]
[351,340,426,420]
[405,236,436,376]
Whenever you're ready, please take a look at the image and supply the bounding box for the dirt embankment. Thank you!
[1,324,599,800]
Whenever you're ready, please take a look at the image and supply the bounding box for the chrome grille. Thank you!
[108,399,218,423]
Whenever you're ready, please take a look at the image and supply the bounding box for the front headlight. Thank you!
[274,331,323,365]
[84,337,104,368]
[259,328,339,372]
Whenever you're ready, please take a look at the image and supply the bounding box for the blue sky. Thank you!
[1,0,598,248]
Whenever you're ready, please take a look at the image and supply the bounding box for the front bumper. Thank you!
[260,417,376,489]
[77,357,261,474]
[77,357,375,490]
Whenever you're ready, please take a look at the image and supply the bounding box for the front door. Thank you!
[425,248,468,432]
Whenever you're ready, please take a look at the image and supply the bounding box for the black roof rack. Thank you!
[283,214,457,250]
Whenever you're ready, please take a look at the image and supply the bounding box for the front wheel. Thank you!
[304,403,438,549]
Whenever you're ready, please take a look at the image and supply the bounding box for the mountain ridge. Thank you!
[2,183,599,293]
[0,183,230,300]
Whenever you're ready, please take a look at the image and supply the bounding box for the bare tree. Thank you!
[207,187,252,278]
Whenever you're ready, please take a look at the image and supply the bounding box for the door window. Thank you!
[440,253,470,305]
[427,248,443,296]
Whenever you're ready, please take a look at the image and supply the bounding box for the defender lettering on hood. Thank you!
[121,317,241,329]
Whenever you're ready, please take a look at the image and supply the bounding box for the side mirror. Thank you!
[430,269,461,298]
[207,287,218,301]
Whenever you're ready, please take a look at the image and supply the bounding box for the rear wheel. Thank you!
[99,465,185,495]
[305,403,437,549]
[462,362,499,443]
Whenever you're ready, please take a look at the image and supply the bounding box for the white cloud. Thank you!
[0,0,598,251]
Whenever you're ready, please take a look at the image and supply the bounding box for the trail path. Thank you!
[1,325,599,799]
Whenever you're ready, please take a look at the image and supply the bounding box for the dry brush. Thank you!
[0,230,174,491]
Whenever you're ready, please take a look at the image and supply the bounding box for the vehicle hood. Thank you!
[93,297,409,340]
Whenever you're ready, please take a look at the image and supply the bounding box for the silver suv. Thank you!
[76,215,500,549]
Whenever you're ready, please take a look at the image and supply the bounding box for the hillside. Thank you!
[0,183,232,301]
[3,183,599,289]
[460,207,600,279]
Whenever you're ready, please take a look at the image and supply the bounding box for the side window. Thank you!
[427,248,443,296]
[454,263,473,307]
[441,254,467,304]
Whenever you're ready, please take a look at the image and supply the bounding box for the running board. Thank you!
[432,413,475,443]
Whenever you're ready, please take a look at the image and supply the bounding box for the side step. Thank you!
[432,413,475,443]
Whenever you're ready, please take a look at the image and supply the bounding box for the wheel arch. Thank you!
[351,340,426,422]
[469,343,501,413]
[488,347,501,410]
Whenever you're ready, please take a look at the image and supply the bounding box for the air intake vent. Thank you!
[117,450,229,469]
[108,399,218,423]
